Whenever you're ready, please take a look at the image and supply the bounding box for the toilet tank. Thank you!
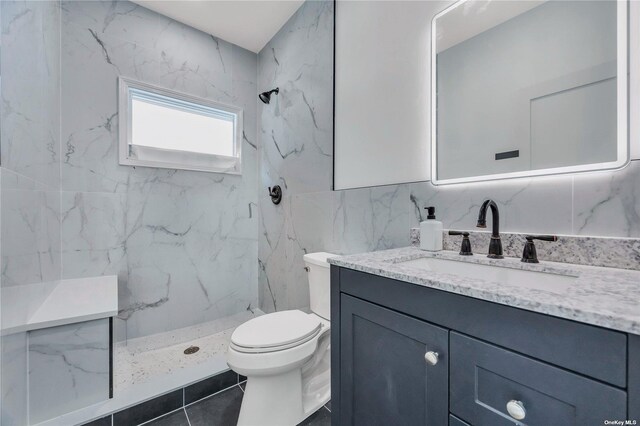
[303,252,337,320]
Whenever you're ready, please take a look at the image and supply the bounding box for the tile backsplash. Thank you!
[412,228,640,271]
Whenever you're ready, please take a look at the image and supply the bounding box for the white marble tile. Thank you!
[1,0,61,189]
[258,0,334,196]
[258,194,288,313]
[1,174,61,287]
[61,0,163,51]
[573,160,640,238]
[333,185,416,254]
[61,191,127,253]
[1,2,62,424]
[121,237,257,339]
[1,332,28,426]
[284,191,335,311]
[60,6,258,194]
[29,319,110,424]
[407,176,574,235]
[59,0,260,342]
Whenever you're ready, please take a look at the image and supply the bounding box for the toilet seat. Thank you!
[230,310,322,354]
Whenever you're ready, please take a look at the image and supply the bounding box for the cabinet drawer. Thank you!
[450,333,626,425]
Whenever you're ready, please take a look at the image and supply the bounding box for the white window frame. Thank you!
[118,77,243,175]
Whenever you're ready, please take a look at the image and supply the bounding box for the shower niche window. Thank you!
[119,77,243,174]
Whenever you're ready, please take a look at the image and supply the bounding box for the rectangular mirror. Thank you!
[432,0,628,185]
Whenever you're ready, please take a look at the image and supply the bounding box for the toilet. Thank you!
[227,252,336,426]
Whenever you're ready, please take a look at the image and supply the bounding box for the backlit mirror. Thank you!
[432,0,628,185]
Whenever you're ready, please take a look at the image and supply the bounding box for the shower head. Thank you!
[259,88,279,104]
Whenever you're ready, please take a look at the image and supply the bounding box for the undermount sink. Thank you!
[399,257,578,293]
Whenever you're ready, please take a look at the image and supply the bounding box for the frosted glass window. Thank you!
[119,77,243,174]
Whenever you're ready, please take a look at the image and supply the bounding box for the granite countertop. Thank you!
[328,247,640,335]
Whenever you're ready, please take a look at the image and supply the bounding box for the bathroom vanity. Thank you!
[329,248,640,425]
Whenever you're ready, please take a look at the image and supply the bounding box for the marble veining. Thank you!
[59,0,259,340]
[254,0,640,319]
[258,0,335,314]
[329,247,640,335]
[28,319,110,424]
[1,2,63,425]
[411,228,640,271]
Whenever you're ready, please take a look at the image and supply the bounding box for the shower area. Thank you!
[0,0,332,424]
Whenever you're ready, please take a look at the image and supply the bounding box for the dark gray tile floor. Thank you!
[142,409,189,426]
[297,406,331,426]
[186,386,243,425]
[143,385,331,426]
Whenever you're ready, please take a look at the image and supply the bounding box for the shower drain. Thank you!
[183,345,200,355]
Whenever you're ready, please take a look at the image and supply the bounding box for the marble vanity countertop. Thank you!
[1,275,118,335]
[329,247,640,335]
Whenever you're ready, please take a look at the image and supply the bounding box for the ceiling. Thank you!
[132,0,304,53]
[436,0,545,52]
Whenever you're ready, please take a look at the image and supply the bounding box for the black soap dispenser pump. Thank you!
[420,206,443,251]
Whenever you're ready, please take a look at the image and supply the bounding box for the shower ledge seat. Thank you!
[1,275,118,335]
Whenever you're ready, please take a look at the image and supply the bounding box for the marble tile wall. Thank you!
[257,0,640,314]
[257,0,334,313]
[59,0,259,340]
[1,1,62,424]
[1,0,62,288]
[28,319,110,424]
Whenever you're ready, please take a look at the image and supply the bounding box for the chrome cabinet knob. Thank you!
[506,400,526,420]
[424,351,439,366]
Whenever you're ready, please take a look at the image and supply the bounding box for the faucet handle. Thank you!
[521,235,558,263]
[448,230,473,256]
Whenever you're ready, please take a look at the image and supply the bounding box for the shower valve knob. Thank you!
[268,185,282,205]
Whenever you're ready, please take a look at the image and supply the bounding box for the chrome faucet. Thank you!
[476,199,503,259]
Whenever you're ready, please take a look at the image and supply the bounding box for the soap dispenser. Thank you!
[420,207,443,251]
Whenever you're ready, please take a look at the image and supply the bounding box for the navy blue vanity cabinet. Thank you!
[449,415,471,426]
[450,332,626,425]
[331,266,634,426]
[338,294,448,425]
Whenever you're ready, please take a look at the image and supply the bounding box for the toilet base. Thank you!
[238,370,303,426]
[235,331,331,426]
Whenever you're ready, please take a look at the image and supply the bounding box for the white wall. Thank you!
[334,0,449,189]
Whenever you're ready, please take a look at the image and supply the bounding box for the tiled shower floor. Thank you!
[114,310,262,392]
[111,308,330,426]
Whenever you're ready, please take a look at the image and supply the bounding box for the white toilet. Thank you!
[227,252,336,426]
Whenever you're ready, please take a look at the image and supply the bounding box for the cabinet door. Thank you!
[339,294,448,425]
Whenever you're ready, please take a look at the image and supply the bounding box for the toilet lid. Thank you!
[231,310,322,352]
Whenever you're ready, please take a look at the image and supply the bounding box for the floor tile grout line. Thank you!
[135,406,187,426]
[183,407,192,426]
[183,383,243,409]
[91,374,239,425]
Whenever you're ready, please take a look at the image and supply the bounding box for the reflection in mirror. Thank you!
[432,0,628,184]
